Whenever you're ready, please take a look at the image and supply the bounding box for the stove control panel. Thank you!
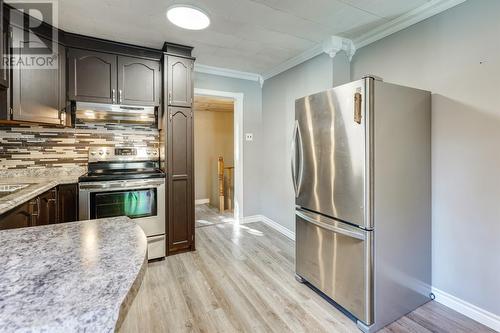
[88,147,159,162]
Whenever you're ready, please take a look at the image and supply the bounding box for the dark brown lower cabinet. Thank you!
[58,184,78,223]
[0,183,78,230]
[0,201,33,230]
[167,106,194,255]
[37,187,58,225]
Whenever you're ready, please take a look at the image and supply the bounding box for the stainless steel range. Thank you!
[79,147,166,260]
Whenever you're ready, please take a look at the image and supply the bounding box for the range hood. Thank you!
[75,102,157,124]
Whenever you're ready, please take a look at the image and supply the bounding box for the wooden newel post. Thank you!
[218,156,225,213]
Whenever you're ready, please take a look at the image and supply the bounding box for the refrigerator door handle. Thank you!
[291,120,302,197]
[296,121,304,196]
[296,209,366,241]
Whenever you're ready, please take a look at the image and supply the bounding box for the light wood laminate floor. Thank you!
[195,204,235,228]
[120,222,495,333]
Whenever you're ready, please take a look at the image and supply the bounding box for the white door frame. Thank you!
[194,88,244,220]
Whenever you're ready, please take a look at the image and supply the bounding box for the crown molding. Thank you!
[194,63,263,85]
[261,36,356,81]
[261,0,465,81]
[261,44,324,81]
[353,0,467,49]
[195,0,466,84]
[322,36,356,61]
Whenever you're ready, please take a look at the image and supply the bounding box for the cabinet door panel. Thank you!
[118,56,160,106]
[167,56,193,107]
[37,188,58,225]
[58,184,78,223]
[167,107,194,253]
[0,202,32,230]
[68,48,117,103]
[0,1,8,89]
[11,27,63,125]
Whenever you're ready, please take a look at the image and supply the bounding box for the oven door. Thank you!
[79,179,165,237]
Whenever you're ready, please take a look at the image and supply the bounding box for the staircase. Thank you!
[217,156,234,213]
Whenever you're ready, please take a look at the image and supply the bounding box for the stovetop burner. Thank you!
[79,146,165,182]
[78,168,165,182]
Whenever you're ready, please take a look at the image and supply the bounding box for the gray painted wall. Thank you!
[261,54,334,231]
[194,72,262,216]
[351,0,500,316]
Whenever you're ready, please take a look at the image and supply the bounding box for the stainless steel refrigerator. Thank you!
[293,76,432,332]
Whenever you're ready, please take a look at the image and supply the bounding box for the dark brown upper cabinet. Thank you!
[68,49,161,107]
[167,56,193,107]
[0,1,8,89]
[10,26,66,125]
[68,48,117,104]
[167,106,194,254]
[118,56,160,106]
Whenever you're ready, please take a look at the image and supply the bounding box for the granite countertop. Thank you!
[0,167,86,215]
[0,217,148,333]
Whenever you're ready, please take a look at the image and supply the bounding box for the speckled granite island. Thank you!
[0,217,148,333]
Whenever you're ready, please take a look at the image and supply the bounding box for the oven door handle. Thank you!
[79,180,165,191]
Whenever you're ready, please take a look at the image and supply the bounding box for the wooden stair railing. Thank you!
[218,157,224,213]
[225,166,234,211]
[217,156,234,213]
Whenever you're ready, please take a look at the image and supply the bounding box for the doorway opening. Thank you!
[193,89,244,227]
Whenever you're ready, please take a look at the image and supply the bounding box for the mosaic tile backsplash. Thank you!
[0,122,159,169]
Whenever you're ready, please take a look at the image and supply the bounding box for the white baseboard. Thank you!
[239,216,499,331]
[195,199,210,205]
[239,215,262,224]
[432,287,500,332]
[240,215,295,241]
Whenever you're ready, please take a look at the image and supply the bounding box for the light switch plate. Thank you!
[245,133,253,141]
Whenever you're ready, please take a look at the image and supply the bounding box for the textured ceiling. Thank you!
[57,0,431,74]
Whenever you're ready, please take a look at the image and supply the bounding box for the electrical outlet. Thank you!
[245,133,254,141]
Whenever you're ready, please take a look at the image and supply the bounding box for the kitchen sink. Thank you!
[0,184,30,199]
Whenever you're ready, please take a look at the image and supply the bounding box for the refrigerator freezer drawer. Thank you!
[295,209,373,325]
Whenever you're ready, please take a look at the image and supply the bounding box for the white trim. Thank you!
[239,215,262,224]
[260,215,295,240]
[195,64,263,83]
[239,215,295,241]
[260,0,465,81]
[194,88,244,221]
[354,0,466,48]
[238,217,500,331]
[322,36,356,61]
[262,44,323,81]
[195,198,210,205]
[432,287,500,332]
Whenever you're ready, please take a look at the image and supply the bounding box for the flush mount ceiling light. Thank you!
[166,5,210,30]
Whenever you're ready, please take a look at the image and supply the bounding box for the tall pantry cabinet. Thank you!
[160,43,195,256]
